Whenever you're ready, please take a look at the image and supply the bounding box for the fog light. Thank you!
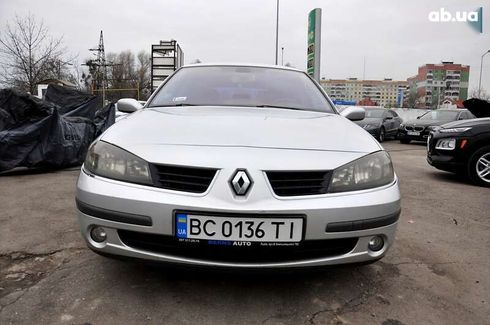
[90,226,107,243]
[368,236,384,252]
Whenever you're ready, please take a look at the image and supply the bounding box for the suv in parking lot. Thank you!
[427,117,490,187]
[398,109,475,144]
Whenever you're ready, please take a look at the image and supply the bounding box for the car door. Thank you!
[384,111,396,135]
[390,111,402,132]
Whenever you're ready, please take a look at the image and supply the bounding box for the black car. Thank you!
[398,109,475,144]
[427,117,490,187]
[354,108,403,142]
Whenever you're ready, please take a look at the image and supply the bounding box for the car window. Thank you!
[364,109,385,118]
[390,111,399,118]
[148,66,335,113]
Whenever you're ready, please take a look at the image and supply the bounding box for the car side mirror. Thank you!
[385,116,393,120]
[117,98,143,113]
[340,106,365,121]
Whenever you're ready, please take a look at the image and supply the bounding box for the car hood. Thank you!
[441,117,490,128]
[403,119,453,127]
[100,106,381,169]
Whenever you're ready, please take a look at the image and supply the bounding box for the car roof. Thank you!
[181,63,303,73]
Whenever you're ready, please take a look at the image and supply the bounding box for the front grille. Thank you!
[118,230,358,263]
[150,164,217,193]
[266,171,332,196]
[405,125,425,132]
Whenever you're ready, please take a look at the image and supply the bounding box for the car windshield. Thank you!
[364,109,385,118]
[148,66,334,113]
[419,110,459,121]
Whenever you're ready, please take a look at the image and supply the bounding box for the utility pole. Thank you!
[362,57,366,80]
[275,0,279,65]
[478,50,490,97]
[281,47,284,65]
[84,31,115,106]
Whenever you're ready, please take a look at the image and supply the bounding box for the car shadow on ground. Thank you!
[430,170,474,186]
[76,254,402,324]
[0,166,80,176]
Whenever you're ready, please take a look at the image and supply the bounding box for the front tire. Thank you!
[468,146,490,187]
[378,127,386,143]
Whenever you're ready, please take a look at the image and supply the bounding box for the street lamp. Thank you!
[281,47,284,65]
[275,0,279,65]
[478,49,490,97]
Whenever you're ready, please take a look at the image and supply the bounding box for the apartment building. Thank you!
[407,62,470,108]
[320,78,408,107]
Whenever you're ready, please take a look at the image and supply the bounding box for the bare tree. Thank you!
[136,51,150,99]
[0,14,71,93]
[101,50,150,101]
[407,90,423,108]
[67,59,90,92]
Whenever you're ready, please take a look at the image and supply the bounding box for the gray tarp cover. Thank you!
[0,85,115,172]
[463,98,490,118]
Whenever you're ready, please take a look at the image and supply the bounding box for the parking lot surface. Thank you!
[1,142,489,325]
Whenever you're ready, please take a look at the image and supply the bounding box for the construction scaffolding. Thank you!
[151,40,184,91]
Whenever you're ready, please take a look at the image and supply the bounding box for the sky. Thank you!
[1,0,489,93]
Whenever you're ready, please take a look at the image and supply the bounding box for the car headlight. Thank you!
[439,127,471,133]
[435,138,456,150]
[329,151,395,193]
[84,141,153,185]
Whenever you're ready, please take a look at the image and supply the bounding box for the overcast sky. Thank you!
[1,0,489,92]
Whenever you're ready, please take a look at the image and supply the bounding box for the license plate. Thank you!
[407,131,420,136]
[175,213,303,242]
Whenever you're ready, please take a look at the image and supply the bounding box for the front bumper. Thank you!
[76,169,401,268]
[397,128,431,142]
[427,133,469,173]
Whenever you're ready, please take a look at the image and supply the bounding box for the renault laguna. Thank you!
[76,64,401,268]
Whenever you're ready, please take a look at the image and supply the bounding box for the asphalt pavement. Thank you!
[1,142,489,325]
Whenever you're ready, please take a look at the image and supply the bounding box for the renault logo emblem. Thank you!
[230,169,252,196]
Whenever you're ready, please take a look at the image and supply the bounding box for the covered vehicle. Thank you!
[398,109,475,144]
[0,85,114,172]
[353,107,403,142]
[76,64,401,269]
[427,99,490,187]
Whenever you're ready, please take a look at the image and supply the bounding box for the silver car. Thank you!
[76,64,401,268]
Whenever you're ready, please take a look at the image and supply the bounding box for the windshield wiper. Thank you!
[255,104,304,111]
